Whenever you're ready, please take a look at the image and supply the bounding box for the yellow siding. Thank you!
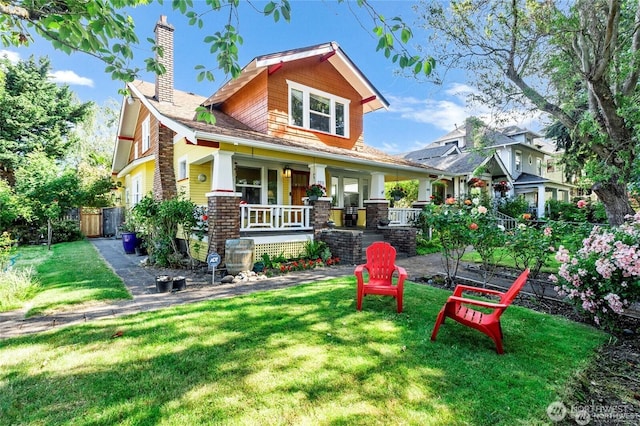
[189,163,210,205]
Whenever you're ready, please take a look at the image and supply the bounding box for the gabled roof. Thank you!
[431,127,465,144]
[514,172,549,185]
[416,151,491,175]
[403,145,460,162]
[501,125,541,139]
[112,80,444,177]
[201,42,389,113]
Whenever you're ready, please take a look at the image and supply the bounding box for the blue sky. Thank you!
[0,1,542,154]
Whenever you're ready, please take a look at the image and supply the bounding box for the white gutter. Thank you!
[117,155,155,178]
[193,130,451,177]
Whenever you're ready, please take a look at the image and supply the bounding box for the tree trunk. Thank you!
[47,218,53,251]
[592,179,635,226]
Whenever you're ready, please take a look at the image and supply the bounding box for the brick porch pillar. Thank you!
[311,198,331,237]
[365,200,389,230]
[206,193,241,259]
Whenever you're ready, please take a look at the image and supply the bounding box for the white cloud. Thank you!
[385,83,546,133]
[0,50,20,64]
[48,70,94,87]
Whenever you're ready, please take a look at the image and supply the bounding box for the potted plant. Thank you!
[390,185,407,201]
[119,219,138,254]
[306,183,326,201]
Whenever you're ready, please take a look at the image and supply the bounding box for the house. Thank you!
[111,16,449,264]
[404,117,575,217]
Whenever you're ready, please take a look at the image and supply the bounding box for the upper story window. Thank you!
[142,115,150,153]
[288,81,350,138]
[515,151,522,172]
[536,158,542,176]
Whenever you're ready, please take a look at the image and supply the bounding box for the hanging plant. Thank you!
[390,186,407,200]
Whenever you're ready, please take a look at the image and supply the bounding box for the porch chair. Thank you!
[355,242,407,313]
[430,269,530,354]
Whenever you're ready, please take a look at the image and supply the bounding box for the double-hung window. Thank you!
[288,81,349,138]
[141,115,150,153]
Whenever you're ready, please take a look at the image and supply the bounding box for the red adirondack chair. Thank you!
[355,242,407,313]
[430,269,530,354]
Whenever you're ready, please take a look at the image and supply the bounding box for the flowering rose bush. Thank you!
[550,213,640,328]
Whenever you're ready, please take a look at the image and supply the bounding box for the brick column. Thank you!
[207,193,241,259]
[153,123,176,200]
[311,198,331,237]
[365,200,389,230]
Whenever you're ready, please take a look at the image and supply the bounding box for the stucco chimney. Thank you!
[154,15,174,104]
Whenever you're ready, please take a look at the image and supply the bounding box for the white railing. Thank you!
[240,204,313,232]
[388,208,422,226]
[494,210,517,230]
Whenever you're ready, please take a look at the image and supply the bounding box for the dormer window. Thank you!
[288,81,350,138]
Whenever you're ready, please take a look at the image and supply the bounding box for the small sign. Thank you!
[207,252,221,268]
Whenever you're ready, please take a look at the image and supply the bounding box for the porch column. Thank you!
[311,199,332,236]
[365,200,389,230]
[211,150,235,191]
[417,178,432,203]
[537,184,545,218]
[369,172,386,200]
[206,192,241,260]
[308,163,327,186]
[207,150,241,260]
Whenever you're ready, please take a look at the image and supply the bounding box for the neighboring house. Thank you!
[111,16,448,262]
[404,117,575,217]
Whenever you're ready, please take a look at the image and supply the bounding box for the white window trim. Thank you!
[131,174,142,206]
[287,80,350,138]
[178,155,188,180]
[515,150,522,172]
[142,115,150,153]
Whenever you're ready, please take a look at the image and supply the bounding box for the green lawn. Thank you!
[0,277,606,425]
[11,240,131,316]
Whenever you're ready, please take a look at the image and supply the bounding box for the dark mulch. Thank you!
[415,268,640,425]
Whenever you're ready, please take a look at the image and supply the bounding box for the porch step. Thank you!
[361,232,385,251]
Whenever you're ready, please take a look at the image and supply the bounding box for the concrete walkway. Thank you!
[0,238,443,340]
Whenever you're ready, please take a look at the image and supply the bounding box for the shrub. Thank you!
[41,220,83,244]
[550,213,640,329]
[0,267,39,312]
[496,196,529,218]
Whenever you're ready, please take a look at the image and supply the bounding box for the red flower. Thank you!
[201,215,208,221]
[469,223,478,230]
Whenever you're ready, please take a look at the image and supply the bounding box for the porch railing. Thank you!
[240,204,313,232]
[494,210,517,230]
[388,208,422,226]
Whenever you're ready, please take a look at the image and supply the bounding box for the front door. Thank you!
[291,170,310,205]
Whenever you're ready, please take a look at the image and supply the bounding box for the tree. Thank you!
[0,56,92,183]
[420,0,639,225]
[1,1,433,102]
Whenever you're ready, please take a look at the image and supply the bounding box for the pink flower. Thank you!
[577,200,587,209]
[477,205,488,214]
[543,227,552,237]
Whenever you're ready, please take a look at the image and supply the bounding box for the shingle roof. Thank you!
[514,172,549,185]
[129,80,442,172]
[416,151,489,175]
[403,145,458,161]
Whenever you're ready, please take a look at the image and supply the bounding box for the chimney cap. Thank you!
[155,15,174,30]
